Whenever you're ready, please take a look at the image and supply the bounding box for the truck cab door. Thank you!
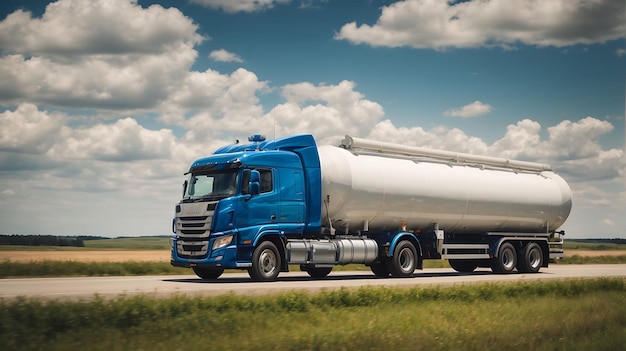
[237,169,279,231]
[278,169,305,235]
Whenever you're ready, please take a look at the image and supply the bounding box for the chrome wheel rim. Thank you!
[259,249,277,277]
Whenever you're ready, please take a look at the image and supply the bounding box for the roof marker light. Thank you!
[248,134,266,142]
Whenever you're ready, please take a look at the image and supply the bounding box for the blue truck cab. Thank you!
[171,134,324,280]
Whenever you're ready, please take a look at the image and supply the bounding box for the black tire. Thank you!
[369,262,390,277]
[449,259,478,273]
[491,242,517,274]
[248,241,281,281]
[300,265,333,278]
[388,241,417,277]
[517,243,543,273]
[192,267,224,280]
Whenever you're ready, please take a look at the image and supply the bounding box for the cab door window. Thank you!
[242,169,273,195]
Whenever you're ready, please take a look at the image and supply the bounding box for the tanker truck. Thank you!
[171,134,572,281]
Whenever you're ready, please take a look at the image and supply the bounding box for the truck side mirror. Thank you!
[182,180,188,197]
[249,170,260,196]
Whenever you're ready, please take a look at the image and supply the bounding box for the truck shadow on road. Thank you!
[163,270,507,284]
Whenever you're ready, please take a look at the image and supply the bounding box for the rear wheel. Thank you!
[517,243,543,273]
[248,241,281,281]
[301,265,333,278]
[369,262,390,277]
[491,242,517,274]
[388,241,417,277]
[192,267,224,280]
[449,259,478,273]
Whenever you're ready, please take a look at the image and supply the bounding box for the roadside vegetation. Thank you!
[2,238,624,349]
[0,235,171,251]
[1,254,625,278]
[1,278,624,351]
[563,239,626,251]
[0,260,187,278]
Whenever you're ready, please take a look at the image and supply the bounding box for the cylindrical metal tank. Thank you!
[318,140,572,234]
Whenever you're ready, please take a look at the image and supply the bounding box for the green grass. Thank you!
[1,278,624,351]
[2,255,626,278]
[563,240,626,251]
[556,254,626,264]
[0,261,448,278]
[0,260,188,278]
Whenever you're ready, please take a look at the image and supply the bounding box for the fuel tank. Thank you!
[318,137,572,234]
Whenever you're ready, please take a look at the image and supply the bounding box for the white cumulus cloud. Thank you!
[209,49,244,63]
[268,80,385,143]
[0,0,202,57]
[368,116,625,184]
[0,0,202,110]
[189,0,291,13]
[0,103,65,154]
[444,101,492,118]
[336,0,626,50]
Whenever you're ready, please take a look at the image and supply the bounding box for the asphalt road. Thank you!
[1,264,625,300]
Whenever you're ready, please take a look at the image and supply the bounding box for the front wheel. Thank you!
[248,241,281,281]
[388,241,417,277]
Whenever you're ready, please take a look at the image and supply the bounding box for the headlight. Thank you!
[212,235,234,250]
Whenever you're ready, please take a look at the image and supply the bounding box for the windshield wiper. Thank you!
[184,194,231,202]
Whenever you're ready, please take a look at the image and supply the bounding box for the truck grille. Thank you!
[177,240,209,258]
[176,203,215,239]
[178,215,212,237]
[175,202,217,259]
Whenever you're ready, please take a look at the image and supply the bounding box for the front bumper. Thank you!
[170,237,252,269]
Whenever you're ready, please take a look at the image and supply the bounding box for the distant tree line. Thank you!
[567,238,626,245]
[0,235,89,247]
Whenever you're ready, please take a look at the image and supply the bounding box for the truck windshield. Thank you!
[184,170,238,201]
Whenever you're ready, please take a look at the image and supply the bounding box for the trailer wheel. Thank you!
[301,265,333,278]
[369,262,390,277]
[449,260,478,273]
[192,267,224,280]
[388,241,417,277]
[491,242,517,274]
[517,243,543,273]
[248,241,281,281]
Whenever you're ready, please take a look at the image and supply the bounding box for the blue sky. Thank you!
[0,0,624,238]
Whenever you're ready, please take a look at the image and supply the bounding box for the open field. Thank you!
[1,250,170,262]
[2,250,624,278]
[1,249,623,263]
[565,250,626,257]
